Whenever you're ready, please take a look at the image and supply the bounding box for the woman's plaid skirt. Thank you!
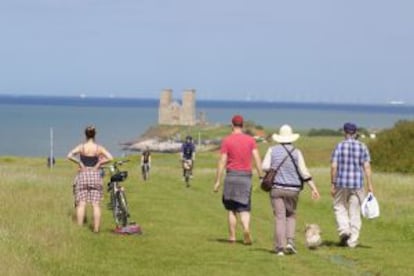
[73,169,103,204]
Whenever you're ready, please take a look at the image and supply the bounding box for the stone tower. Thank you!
[158,89,173,125]
[158,89,196,126]
[180,89,196,126]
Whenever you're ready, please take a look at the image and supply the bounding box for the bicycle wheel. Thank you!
[108,189,115,210]
[107,181,116,209]
[145,165,150,180]
[184,169,190,187]
[142,165,149,181]
[116,191,129,227]
[111,190,120,224]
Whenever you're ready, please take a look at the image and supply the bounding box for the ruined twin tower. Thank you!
[158,89,196,126]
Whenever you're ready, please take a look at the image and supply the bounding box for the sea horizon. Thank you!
[1,94,413,158]
[1,93,413,111]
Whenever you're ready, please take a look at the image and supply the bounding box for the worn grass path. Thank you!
[1,138,413,275]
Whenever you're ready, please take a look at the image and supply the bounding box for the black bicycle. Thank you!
[182,159,193,187]
[141,163,150,181]
[106,160,130,227]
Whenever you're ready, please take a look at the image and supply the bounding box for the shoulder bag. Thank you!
[282,145,305,190]
[260,149,292,192]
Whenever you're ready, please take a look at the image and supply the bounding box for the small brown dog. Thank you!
[305,224,322,249]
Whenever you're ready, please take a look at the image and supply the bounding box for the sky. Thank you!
[0,0,413,104]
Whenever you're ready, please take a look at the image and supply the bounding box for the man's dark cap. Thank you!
[343,122,357,134]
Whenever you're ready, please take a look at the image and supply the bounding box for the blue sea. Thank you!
[1,95,413,157]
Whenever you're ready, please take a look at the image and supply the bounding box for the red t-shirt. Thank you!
[220,133,257,172]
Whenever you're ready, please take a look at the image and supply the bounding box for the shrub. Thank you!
[308,127,370,137]
[308,128,342,136]
[369,120,414,173]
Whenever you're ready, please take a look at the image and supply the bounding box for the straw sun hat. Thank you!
[272,124,300,143]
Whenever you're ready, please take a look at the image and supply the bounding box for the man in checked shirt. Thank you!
[330,122,374,248]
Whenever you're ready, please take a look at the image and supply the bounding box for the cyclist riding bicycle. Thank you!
[141,147,151,180]
[180,135,195,178]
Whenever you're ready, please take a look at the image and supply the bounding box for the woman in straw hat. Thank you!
[262,124,320,255]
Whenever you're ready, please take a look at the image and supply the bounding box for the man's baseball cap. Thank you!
[231,115,244,125]
[343,122,357,134]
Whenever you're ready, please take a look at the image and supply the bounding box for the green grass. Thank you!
[1,138,414,275]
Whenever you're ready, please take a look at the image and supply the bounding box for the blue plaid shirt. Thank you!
[331,138,370,189]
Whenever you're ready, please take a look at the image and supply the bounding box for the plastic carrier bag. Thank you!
[361,192,380,219]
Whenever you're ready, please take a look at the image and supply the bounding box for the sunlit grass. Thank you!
[1,140,414,275]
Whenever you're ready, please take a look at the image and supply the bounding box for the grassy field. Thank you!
[1,136,414,275]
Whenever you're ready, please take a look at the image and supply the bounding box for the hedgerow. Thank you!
[369,120,414,173]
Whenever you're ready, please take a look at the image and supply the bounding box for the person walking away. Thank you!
[331,122,374,248]
[262,124,320,255]
[141,147,151,180]
[213,115,263,245]
[67,125,113,233]
[180,135,196,178]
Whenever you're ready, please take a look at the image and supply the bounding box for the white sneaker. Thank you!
[286,243,297,254]
[347,236,358,248]
[275,247,284,256]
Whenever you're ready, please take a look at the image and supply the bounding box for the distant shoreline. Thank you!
[1,94,413,113]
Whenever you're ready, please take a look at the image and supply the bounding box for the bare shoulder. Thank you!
[68,143,82,156]
[96,144,105,153]
[73,143,83,152]
[98,144,111,155]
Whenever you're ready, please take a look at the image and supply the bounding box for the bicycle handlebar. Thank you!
[102,159,130,170]
[115,160,130,166]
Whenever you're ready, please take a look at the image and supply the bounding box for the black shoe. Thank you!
[339,233,350,246]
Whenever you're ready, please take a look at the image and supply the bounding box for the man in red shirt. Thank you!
[214,115,263,245]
